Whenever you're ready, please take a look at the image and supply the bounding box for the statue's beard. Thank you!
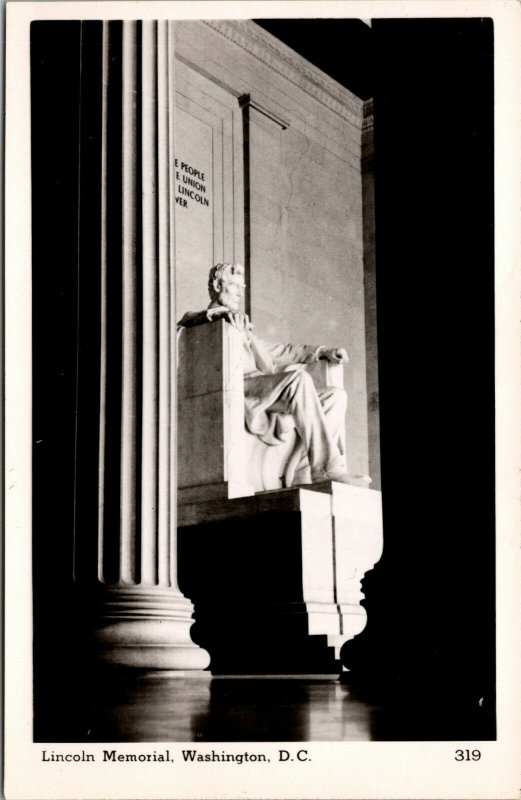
[218,291,240,312]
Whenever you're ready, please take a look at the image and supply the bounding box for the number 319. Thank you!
[455,749,481,761]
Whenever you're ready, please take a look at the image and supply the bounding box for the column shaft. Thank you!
[141,20,159,585]
[167,21,180,586]
[157,20,173,586]
[74,18,209,669]
[98,21,110,583]
[120,20,138,584]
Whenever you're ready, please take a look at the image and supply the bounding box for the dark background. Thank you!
[32,19,495,739]
[260,18,495,735]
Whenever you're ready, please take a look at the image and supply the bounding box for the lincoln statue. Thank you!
[178,262,352,485]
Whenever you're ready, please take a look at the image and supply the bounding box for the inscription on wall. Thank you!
[175,158,210,209]
[174,106,214,315]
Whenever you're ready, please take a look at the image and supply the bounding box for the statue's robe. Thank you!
[178,310,346,476]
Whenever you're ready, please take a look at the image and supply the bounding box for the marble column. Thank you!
[73,20,209,669]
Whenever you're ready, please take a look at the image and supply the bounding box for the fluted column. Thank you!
[74,20,209,669]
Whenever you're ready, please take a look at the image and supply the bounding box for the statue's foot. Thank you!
[312,469,372,487]
[323,468,352,484]
[311,467,350,484]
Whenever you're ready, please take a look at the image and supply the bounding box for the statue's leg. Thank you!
[272,370,344,479]
[317,386,348,467]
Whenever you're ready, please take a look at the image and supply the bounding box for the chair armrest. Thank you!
[305,359,344,390]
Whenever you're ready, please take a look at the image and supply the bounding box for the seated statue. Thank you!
[178,262,352,484]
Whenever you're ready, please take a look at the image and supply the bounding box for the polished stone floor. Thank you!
[34,671,495,743]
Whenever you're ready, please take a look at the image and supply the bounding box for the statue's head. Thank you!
[208,262,246,312]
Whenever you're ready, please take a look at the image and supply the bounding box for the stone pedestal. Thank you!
[178,482,382,674]
[309,481,384,652]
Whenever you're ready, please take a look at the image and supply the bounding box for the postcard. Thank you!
[4,1,521,798]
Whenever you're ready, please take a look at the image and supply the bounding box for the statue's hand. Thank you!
[207,306,253,331]
[323,347,349,364]
[225,310,253,332]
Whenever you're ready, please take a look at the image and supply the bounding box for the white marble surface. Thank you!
[178,481,383,658]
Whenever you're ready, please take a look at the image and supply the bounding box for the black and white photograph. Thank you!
[4,1,521,798]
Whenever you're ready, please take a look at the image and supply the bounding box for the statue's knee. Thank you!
[293,369,315,391]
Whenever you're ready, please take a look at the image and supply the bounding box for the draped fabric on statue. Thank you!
[178,311,325,446]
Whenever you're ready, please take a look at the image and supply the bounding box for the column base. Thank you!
[89,587,211,670]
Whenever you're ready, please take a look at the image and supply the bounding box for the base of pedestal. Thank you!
[178,484,383,675]
[89,587,211,670]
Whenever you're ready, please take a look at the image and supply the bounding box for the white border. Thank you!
[5,2,521,798]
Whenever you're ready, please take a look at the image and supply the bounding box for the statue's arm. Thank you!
[177,307,229,329]
[259,340,348,367]
[258,340,324,367]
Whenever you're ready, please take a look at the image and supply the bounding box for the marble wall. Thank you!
[174,20,377,481]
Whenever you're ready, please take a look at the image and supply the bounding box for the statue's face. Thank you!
[217,273,245,312]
